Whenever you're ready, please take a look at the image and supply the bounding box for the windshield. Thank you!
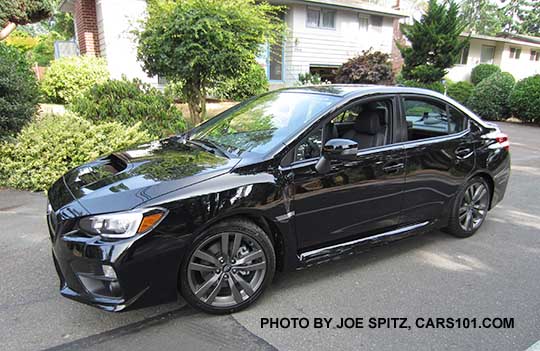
[189,91,339,157]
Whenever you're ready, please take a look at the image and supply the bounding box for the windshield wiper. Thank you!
[189,139,232,158]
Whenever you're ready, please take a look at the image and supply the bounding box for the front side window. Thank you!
[190,92,339,157]
[306,7,336,29]
[403,98,468,140]
[293,99,392,161]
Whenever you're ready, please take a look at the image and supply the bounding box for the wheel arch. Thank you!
[469,171,495,209]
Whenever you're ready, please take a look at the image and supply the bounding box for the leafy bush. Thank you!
[0,42,39,139]
[470,64,501,85]
[298,72,322,85]
[336,50,394,84]
[509,75,540,123]
[0,112,151,191]
[468,72,515,120]
[164,80,186,103]
[447,81,474,105]
[209,62,269,101]
[70,77,185,137]
[41,56,109,103]
[397,75,445,93]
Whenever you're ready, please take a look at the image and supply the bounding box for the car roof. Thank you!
[278,84,442,98]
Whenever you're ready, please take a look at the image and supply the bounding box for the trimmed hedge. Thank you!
[0,42,39,139]
[70,77,185,138]
[41,56,109,104]
[0,112,151,191]
[447,81,474,105]
[510,75,540,123]
[471,64,501,85]
[468,72,515,120]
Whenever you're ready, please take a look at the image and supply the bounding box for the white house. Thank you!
[59,0,408,88]
[447,32,540,82]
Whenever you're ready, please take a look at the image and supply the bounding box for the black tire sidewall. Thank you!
[179,219,276,314]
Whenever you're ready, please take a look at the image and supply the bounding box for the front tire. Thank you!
[446,177,491,238]
[179,218,275,314]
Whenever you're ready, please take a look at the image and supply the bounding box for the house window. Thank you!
[530,50,540,61]
[306,7,336,29]
[509,47,521,59]
[268,41,283,81]
[480,45,495,64]
[457,45,469,65]
[358,14,369,32]
[370,15,383,32]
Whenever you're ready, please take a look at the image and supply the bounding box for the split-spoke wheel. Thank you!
[447,177,491,238]
[180,219,275,314]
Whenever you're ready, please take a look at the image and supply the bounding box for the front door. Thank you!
[286,96,406,251]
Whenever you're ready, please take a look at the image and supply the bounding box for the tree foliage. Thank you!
[398,0,468,84]
[136,0,284,125]
[460,0,505,35]
[0,42,39,139]
[0,0,53,27]
[335,50,394,85]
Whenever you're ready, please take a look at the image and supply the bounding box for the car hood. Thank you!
[56,137,240,214]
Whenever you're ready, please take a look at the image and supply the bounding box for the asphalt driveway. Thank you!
[1,122,538,351]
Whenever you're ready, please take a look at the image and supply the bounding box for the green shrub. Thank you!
[509,75,540,123]
[0,112,151,191]
[447,81,474,105]
[298,72,322,85]
[164,80,186,103]
[0,42,39,139]
[470,64,501,85]
[41,56,109,103]
[209,62,269,101]
[468,72,515,120]
[336,50,394,84]
[397,76,445,93]
[70,77,185,138]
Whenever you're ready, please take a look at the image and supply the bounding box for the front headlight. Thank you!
[79,208,168,239]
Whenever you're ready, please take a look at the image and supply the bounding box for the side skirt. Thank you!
[296,221,433,269]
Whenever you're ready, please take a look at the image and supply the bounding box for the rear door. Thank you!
[397,95,476,226]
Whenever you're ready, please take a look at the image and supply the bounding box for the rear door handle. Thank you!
[382,162,404,173]
[455,147,473,159]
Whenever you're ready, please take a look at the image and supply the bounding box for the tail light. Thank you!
[484,131,509,151]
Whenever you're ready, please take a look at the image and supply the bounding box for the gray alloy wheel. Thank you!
[459,181,490,232]
[187,232,267,308]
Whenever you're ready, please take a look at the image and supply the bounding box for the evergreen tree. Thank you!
[398,0,469,83]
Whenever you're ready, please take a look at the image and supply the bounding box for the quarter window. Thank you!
[403,98,467,140]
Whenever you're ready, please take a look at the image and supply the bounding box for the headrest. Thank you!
[354,110,381,135]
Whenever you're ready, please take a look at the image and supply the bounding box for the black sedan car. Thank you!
[47,85,510,314]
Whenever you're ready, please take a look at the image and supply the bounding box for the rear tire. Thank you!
[446,176,491,238]
[179,218,275,314]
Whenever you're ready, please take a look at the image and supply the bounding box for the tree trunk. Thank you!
[184,77,207,126]
[0,22,17,41]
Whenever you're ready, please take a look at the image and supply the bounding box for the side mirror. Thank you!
[315,138,358,174]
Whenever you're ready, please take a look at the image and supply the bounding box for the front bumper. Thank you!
[47,201,189,312]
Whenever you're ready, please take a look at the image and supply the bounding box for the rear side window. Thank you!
[403,98,468,141]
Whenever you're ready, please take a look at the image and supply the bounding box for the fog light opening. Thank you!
[102,265,117,279]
